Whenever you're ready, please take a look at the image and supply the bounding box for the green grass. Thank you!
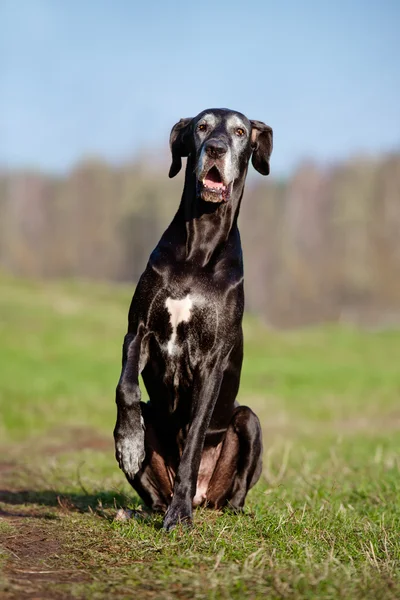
[0,273,399,599]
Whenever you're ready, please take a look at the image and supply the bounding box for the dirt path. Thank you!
[0,429,115,600]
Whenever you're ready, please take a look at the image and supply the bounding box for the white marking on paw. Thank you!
[114,508,133,521]
[165,295,193,355]
[115,417,145,479]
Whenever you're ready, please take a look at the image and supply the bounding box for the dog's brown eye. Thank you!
[236,128,245,137]
[198,124,207,132]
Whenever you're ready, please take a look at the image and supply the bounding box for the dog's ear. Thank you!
[169,117,192,178]
[250,120,273,176]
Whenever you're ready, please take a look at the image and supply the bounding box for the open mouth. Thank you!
[203,166,226,191]
[200,166,230,202]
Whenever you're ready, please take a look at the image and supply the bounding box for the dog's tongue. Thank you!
[204,167,224,189]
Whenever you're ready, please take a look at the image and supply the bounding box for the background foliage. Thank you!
[1,152,399,327]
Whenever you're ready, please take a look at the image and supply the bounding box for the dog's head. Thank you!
[169,108,273,203]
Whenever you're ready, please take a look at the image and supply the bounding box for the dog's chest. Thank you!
[164,295,194,356]
[148,290,217,362]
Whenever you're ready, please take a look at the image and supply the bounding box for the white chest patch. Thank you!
[165,295,193,355]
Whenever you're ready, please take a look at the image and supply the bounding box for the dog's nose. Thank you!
[205,140,228,159]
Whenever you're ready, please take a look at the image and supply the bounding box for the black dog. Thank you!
[114,108,273,530]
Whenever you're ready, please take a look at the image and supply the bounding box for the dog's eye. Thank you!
[198,123,207,132]
[236,128,245,137]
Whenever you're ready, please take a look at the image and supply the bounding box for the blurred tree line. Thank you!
[0,153,399,327]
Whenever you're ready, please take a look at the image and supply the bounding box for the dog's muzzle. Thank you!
[198,167,232,203]
[197,140,232,203]
[201,165,231,201]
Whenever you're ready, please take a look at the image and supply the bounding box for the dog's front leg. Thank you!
[163,364,223,531]
[114,330,146,480]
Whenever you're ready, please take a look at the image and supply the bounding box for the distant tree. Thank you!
[0,153,399,328]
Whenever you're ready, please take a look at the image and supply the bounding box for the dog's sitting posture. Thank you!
[114,108,273,530]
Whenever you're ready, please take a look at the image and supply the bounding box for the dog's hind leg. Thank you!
[114,328,146,480]
[205,405,263,510]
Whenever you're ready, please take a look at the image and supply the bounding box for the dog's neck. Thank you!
[175,156,247,267]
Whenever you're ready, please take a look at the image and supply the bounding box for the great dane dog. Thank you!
[114,108,273,530]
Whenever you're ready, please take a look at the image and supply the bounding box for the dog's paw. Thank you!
[114,508,134,521]
[163,503,193,532]
[114,417,145,480]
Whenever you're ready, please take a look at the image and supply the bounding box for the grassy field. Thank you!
[0,274,399,599]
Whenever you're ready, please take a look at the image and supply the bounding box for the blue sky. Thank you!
[1,0,399,175]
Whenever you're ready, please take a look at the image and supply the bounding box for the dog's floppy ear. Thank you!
[250,120,273,176]
[169,117,192,178]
